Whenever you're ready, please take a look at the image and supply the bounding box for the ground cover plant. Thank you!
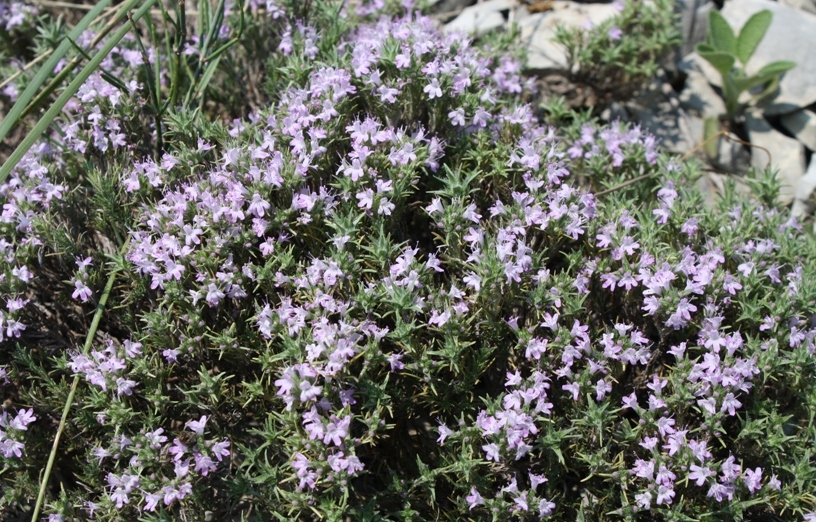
[553,0,679,107]
[2,0,816,520]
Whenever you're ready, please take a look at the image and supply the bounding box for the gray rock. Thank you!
[695,173,721,209]
[710,131,752,174]
[679,70,725,118]
[518,1,619,72]
[626,77,702,156]
[444,0,514,35]
[720,0,816,115]
[676,0,713,57]
[779,0,816,14]
[745,108,807,204]
[791,159,816,218]
[781,110,816,151]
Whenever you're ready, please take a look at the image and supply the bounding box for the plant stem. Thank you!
[30,238,130,522]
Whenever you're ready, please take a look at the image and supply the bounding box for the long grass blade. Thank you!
[0,0,159,185]
[30,238,131,522]
[0,0,113,145]
[20,0,145,121]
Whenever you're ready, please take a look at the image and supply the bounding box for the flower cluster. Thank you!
[0,407,35,458]
[86,415,230,513]
[0,0,36,31]
[69,338,140,396]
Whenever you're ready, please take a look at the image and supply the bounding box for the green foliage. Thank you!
[3,1,816,521]
[696,9,796,120]
[553,0,680,107]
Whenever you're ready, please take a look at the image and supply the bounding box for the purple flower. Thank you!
[608,26,623,40]
[9,408,36,430]
[423,78,442,99]
[162,348,181,363]
[437,422,453,444]
[688,463,714,486]
[0,439,25,458]
[186,415,208,435]
[482,443,500,462]
[110,487,129,509]
[635,491,651,510]
[143,492,162,512]
[466,487,484,510]
[323,415,351,446]
[655,485,675,505]
[562,382,580,401]
[707,482,735,502]
[194,453,217,476]
[72,280,93,302]
[538,498,556,516]
[387,352,404,371]
[743,467,762,494]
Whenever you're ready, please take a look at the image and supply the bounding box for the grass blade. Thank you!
[30,239,131,522]
[20,0,145,121]
[0,0,159,185]
[0,0,113,145]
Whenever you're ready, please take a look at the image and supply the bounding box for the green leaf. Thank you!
[703,117,721,159]
[732,61,796,93]
[736,9,772,65]
[695,45,736,75]
[0,0,159,185]
[0,0,113,146]
[708,9,736,54]
[756,60,797,77]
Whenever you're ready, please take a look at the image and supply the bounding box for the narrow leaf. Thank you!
[708,9,736,54]
[736,10,772,65]
[0,0,113,145]
[703,117,721,159]
[0,0,159,185]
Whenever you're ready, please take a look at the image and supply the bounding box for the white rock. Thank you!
[720,0,816,115]
[444,0,513,35]
[704,130,752,174]
[744,108,806,204]
[779,0,816,14]
[679,70,726,118]
[781,110,816,151]
[791,159,816,218]
[676,0,714,57]
[518,1,619,72]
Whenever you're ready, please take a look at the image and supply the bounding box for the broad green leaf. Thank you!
[736,9,772,65]
[756,60,797,77]
[0,0,159,185]
[0,0,113,147]
[732,61,795,93]
[708,9,736,54]
[695,45,736,75]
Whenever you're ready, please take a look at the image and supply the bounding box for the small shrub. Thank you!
[553,0,680,108]
[1,1,816,521]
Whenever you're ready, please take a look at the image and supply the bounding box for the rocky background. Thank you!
[431,0,816,220]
